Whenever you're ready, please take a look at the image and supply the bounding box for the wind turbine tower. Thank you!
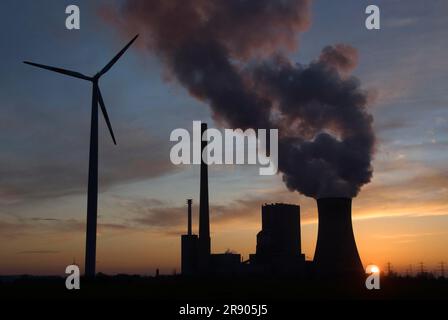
[24,34,139,278]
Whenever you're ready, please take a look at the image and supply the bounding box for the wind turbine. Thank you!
[24,34,139,278]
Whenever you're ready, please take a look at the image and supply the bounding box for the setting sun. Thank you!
[371,266,380,273]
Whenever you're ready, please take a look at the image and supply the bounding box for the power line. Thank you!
[419,262,425,275]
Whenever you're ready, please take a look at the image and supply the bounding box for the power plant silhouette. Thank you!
[181,123,364,278]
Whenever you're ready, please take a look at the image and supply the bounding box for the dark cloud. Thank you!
[104,0,311,57]
[251,56,374,197]
[0,122,175,205]
[28,218,59,222]
[0,196,263,238]
[119,195,267,235]
[318,44,358,75]
[104,0,311,129]
[18,250,60,255]
[0,216,137,240]
[107,0,375,198]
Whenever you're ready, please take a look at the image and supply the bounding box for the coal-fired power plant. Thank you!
[180,123,363,278]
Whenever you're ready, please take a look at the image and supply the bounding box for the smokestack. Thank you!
[313,198,363,277]
[187,199,192,235]
[199,123,211,257]
[181,199,198,275]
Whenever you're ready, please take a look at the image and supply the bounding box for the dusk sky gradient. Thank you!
[0,0,447,275]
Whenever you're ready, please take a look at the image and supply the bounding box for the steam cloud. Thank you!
[107,0,375,198]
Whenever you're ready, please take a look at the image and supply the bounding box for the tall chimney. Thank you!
[187,199,192,235]
[181,198,198,275]
[199,122,211,257]
[313,198,363,277]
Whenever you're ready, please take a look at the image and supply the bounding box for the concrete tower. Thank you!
[313,198,363,277]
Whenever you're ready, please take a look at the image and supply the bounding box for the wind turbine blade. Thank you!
[98,34,139,77]
[23,61,91,81]
[98,87,117,145]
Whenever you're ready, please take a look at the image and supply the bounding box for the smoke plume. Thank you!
[106,0,375,198]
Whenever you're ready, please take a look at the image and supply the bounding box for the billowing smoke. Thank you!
[107,0,375,198]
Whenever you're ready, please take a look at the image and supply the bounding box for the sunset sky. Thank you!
[1,0,447,276]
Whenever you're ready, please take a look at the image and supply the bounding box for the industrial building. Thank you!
[248,203,306,275]
[181,122,363,278]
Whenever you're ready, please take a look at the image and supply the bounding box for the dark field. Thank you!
[1,275,447,301]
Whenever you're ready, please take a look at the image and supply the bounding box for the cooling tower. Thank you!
[313,198,363,277]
